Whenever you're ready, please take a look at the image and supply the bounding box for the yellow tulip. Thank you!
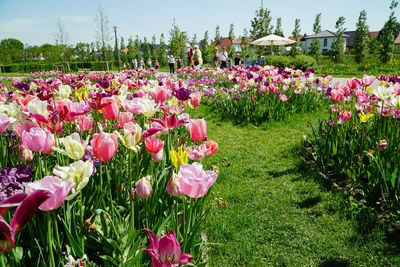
[358,111,374,123]
[169,145,189,169]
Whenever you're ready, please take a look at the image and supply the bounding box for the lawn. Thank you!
[192,106,400,266]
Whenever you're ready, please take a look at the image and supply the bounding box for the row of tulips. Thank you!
[176,66,331,125]
[0,70,219,266]
[304,74,400,212]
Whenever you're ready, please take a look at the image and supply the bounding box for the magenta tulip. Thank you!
[24,176,75,211]
[177,162,218,198]
[187,119,207,142]
[0,193,26,217]
[142,228,193,266]
[145,138,164,154]
[91,132,118,162]
[0,114,10,133]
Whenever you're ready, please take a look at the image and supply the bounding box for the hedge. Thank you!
[0,61,114,73]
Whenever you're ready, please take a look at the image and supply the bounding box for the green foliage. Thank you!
[273,18,284,55]
[330,17,346,63]
[271,55,316,71]
[250,2,273,39]
[0,38,24,64]
[228,23,235,40]
[354,10,370,63]
[309,14,322,62]
[158,34,168,67]
[142,37,150,62]
[379,1,399,63]
[290,19,302,57]
[214,25,221,43]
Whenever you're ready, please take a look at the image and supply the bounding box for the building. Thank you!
[300,30,350,52]
[213,37,253,52]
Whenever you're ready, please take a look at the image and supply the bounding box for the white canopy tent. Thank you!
[250,34,296,65]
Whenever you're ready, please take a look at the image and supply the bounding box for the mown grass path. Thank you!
[192,107,400,266]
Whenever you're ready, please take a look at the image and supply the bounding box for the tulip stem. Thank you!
[47,212,55,267]
[0,255,6,267]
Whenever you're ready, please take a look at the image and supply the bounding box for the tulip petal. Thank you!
[0,216,14,253]
[11,190,50,233]
[0,193,26,217]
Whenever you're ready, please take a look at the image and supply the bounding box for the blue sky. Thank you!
[0,0,396,46]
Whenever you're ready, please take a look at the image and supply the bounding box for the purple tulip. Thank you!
[174,88,191,101]
[142,228,193,266]
[24,176,75,211]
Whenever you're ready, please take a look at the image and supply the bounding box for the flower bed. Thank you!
[0,71,218,266]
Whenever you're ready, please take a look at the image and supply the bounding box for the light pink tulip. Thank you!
[118,112,134,128]
[177,162,218,198]
[21,127,52,153]
[187,119,207,142]
[362,75,375,87]
[152,150,164,162]
[151,86,172,103]
[24,176,75,211]
[346,78,360,89]
[189,92,202,107]
[0,114,10,133]
[135,176,153,198]
[91,132,118,162]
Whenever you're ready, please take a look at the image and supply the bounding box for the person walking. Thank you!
[155,60,159,70]
[133,59,138,70]
[139,58,144,69]
[193,45,203,69]
[187,48,194,69]
[168,55,175,74]
[212,47,219,68]
[147,58,152,69]
[234,53,241,66]
[219,46,228,69]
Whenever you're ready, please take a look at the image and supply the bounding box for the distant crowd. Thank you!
[126,45,266,74]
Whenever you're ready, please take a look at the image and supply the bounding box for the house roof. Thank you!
[302,30,350,39]
[288,35,304,41]
[367,31,379,39]
[213,37,252,47]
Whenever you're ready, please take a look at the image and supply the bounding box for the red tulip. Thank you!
[347,78,361,89]
[91,132,118,162]
[101,96,120,121]
[201,140,219,156]
[145,138,164,154]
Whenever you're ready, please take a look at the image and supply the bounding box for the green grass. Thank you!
[190,106,400,266]
[0,72,27,77]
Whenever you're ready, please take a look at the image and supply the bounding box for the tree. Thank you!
[142,37,150,62]
[126,37,134,62]
[250,1,273,39]
[309,13,322,62]
[158,34,168,67]
[379,1,399,63]
[95,5,111,61]
[191,34,197,46]
[229,23,235,40]
[169,19,186,59]
[214,25,221,43]
[0,38,24,64]
[133,35,142,60]
[200,31,212,64]
[330,16,346,63]
[54,17,69,61]
[74,42,89,61]
[151,35,158,61]
[273,18,284,54]
[290,19,301,57]
[354,10,369,63]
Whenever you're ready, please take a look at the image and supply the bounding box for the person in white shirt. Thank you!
[219,46,228,69]
[168,55,175,74]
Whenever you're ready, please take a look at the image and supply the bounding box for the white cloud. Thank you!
[0,17,43,33]
[58,15,89,23]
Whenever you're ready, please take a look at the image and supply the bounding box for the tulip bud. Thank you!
[167,173,184,197]
[376,139,387,151]
[152,149,163,162]
[18,146,33,162]
[135,176,153,198]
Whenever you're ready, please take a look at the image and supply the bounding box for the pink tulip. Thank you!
[0,114,10,133]
[135,176,153,198]
[177,162,218,198]
[142,229,193,266]
[189,92,202,107]
[346,78,360,89]
[152,150,164,162]
[101,96,120,120]
[24,176,75,211]
[151,86,172,103]
[187,119,207,142]
[118,112,134,128]
[337,110,352,124]
[40,132,55,154]
[91,132,118,162]
[145,138,164,154]
[78,115,93,132]
[21,127,53,153]
[167,173,184,197]
[362,75,375,87]
[13,121,38,139]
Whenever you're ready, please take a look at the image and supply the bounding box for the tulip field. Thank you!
[0,66,400,266]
